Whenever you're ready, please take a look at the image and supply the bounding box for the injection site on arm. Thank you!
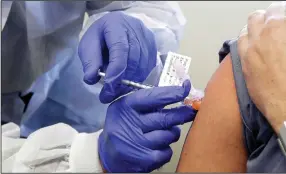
[176,55,247,172]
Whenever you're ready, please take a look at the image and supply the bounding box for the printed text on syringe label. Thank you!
[158,52,192,87]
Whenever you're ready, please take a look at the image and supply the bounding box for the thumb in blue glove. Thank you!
[78,12,157,104]
[99,80,197,172]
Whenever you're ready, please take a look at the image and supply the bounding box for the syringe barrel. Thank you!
[98,71,153,89]
[121,79,153,89]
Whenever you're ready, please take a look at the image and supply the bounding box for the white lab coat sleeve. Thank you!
[81,1,186,55]
[67,130,103,173]
[2,123,103,173]
[2,123,26,173]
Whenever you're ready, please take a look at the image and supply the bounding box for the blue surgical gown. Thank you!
[1,1,186,137]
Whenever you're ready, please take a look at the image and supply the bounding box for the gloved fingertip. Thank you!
[171,126,181,134]
[83,75,101,85]
[176,105,197,123]
[182,80,191,97]
[99,91,114,104]
[170,126,181,141]
[83,67,102,85]
[151,148,172,167]
[186,109,197,122]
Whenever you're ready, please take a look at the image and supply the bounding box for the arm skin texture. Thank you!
[176,54,247,172]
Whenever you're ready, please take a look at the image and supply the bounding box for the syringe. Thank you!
[97,71,154,89]
[98,70,202,110]
[173,59,204,110]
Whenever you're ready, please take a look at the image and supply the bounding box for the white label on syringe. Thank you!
[173,59,205,100]
[158,52,192,87]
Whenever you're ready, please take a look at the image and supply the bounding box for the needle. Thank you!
[97,71,154,89]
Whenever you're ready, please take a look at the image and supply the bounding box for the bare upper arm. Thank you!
[176,55,247,172]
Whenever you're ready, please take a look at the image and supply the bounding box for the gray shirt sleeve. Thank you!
[218,40,286,173]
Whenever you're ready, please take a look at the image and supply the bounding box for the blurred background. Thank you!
[156,1,272,172]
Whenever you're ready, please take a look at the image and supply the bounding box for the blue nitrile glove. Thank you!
[78,12,157,104]
[98,80,197,172]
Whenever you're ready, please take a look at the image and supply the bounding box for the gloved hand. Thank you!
[99,80,197,172]
[78,12,157,104]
